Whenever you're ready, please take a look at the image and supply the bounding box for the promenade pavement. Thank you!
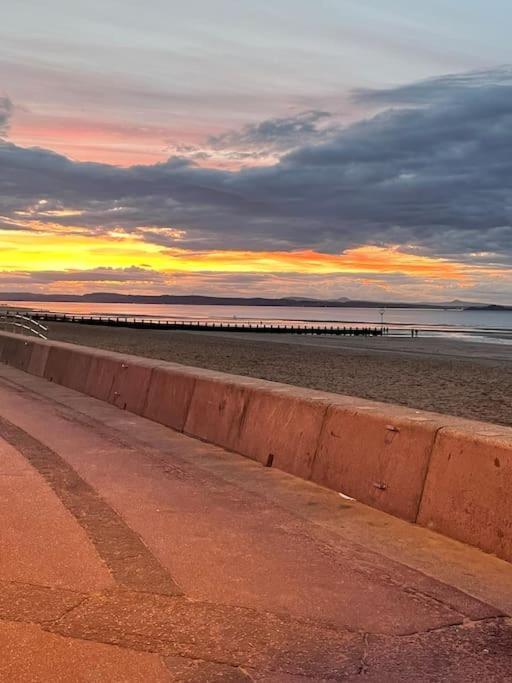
[0,363,511,681]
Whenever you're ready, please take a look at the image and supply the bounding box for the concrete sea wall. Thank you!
[1,331,510,562]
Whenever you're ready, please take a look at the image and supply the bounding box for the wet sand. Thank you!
[47,322,512,427]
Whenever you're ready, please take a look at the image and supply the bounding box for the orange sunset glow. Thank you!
[0,226,498,293]
[0,220,508,294]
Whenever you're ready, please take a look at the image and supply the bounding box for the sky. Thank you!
[1,0,512,302]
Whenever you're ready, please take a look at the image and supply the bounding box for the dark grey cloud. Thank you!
[1,68,512,261]
[30,266,165,284]
[208,110,334,153]
[166,110,337,163]
[0,266,165,286]
[354,67,512,106]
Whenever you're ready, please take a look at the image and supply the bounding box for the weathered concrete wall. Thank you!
[27,343,50,377]
[0,331,510,562]
[143,365,197,431]
[107,358,164,414]
[417,421,512,561]
[311,402,445,521]
[45,343,98,394]
[0,336,34,372]
[236,386,334,478]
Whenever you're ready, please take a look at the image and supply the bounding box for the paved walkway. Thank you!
[0,364,511,681]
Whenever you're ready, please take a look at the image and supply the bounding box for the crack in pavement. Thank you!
[0,581,87,624]
[1,581,511,680]
[0,582,364,677]
[164,654,254,682]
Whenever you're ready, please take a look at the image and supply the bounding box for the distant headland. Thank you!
[0,292,510,310]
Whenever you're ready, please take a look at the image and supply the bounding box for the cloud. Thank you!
[1,266,510,303]
[354,67,512,106]
[0,267,163,284]
[209,110,332,148]
[25,266,166,284]
[0,266,167,294]
[165,110,338,166]
[0,97,13,137]
[1,67,512,265]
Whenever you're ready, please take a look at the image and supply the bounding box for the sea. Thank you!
[3,300,512,345]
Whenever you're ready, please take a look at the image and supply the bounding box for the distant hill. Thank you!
[0,292,508,310]
[465,303,512,311]
[439,299,504,309]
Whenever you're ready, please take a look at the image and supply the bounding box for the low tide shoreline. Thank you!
[44,321,512,428]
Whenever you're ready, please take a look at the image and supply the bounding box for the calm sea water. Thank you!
[3,301,512,344]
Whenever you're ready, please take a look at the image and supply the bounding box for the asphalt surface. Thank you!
[0,363,511,681]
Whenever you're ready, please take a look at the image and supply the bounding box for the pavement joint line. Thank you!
[392,615,512,638]
[1,581,507,643]
[1,613,255,682]
[40,588,365,675]
[41,594,91,628]
[0,414,183,597]
[163,654,255,682]
[0,578,85,595]
[0,575,365,643]
[27,606,512,681]
[400,584,470,620]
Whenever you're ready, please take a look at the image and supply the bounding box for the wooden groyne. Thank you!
[29,313,384,336]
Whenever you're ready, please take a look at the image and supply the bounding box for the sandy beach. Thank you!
[43,321,512,427]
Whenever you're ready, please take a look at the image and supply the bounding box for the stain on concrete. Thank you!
[0,416,182,596]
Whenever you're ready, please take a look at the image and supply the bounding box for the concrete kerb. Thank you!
[1,330,512,562]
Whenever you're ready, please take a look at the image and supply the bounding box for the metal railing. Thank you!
[0,312,48,340]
